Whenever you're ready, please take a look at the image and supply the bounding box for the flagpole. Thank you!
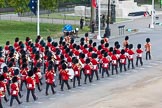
[37,0,40,35]
[97,0,101,40]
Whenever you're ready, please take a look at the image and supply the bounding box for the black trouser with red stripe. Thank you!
[91,70,99,80]
[112,65,118,75]
[102,68,109,78]
[73,76,81,87]
[136,57,143,66]
[146,51,151,60]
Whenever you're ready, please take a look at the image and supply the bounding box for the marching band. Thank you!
[0,33,151,107]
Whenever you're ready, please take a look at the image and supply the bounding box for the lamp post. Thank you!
[150,0,154,28]
[105,0,110,38]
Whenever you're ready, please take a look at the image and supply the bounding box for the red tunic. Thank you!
[127,49,135,60]
[0,81,6,93]
[60,70,69,80]
[120,54,126,64]
[102,57,109,68]
[111,55,118,65]
[45,71,54,84]
[26,77,35,90]
[136,49,143,58]
[10,83,19,96]
[72,64,80,77]
[91,59,98,70]
[84,64,92,75]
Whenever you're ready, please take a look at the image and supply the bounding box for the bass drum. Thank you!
[0,63,7,74]
[66,68,74,79]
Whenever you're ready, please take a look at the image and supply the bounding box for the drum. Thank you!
[66,68,74,79]
[0,63,7,74]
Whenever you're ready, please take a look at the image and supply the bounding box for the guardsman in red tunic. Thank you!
[45,66,56,95]
[72,58,81,88]
[14,37,19,52]
[123,36,129,48]
[0,52,5,63]
[111,50,118,75]
[33,67,42,92]
[0,75,9,104]
[26,70,38,102]
[79,53,85,79]
[101,52,110,78]
[145,38,151,60]
[10,77,22,106]
[60,63,71,91]
[127,44,135,69]
[2,66,10,96]
[119,49,127,72]
[84,58,92,84]
[92,42,97,52]
[136,44,143,66]
[20,63,28,91]
[14,69,23,98]
[91,53,99,80]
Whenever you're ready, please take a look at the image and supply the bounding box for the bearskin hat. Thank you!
[104,52,108,57]
[6,41,10,45]
[129,44,133,49]
[121,49,125,55]
[113,50,117,54]
[47,36,52,42]
[14,69,19,75]
[92,53,97,58]
[86,58,90,64]
[12,77,18,83]
[116,44,120,49]
[101,50,105,55]
[0,46,3,52]
[101,40,104,44]
[70,38,74,44]
[85,33,88,37]
[109,47,113,52]
[65,48,70,53]
[28,70,34,77]
[84,44,88,49]
[73,44,77,49]
[125,44,129,48]
[146,38,150,43]
[79,53,85,58]
[80,38,85,42]
[15,37,19,42]
[137,44,141,49]
[62,63,67,70]
[89,39,93,44]
[105,43,109,48]
[26,37,30,42]
[69,51,73,57]
[8,62,13,67]
[60,54,64,60]
[0,75,4,81]
[80,41,84,46]
[125,36,129,40]
[3,66,8,73]
[114,41,119,47]
[98,45,102,50]
[22,63,27,69]
[93,42,97,47]
[33,67,38,73]
[89,47,93,52]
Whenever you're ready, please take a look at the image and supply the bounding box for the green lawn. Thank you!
[38,12,81,20]
[0,20,89,46]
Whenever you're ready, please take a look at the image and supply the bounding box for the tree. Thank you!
[7,0,29,14]
[40,0,57,12]
[0,0,6,8]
